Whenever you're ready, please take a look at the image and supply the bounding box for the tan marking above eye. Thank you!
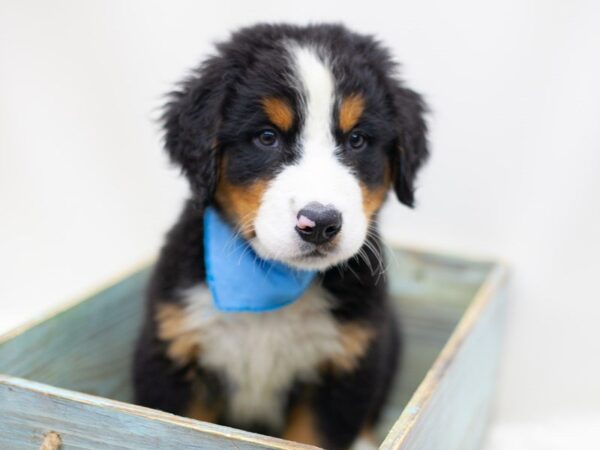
[261,97,294,132]
[339,94,365,133]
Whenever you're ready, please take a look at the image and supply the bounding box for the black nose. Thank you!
[295,202,342,245]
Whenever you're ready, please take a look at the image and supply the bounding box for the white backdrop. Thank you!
[1,1,599,447]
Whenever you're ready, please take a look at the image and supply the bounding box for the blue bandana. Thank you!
[203,207,317,313]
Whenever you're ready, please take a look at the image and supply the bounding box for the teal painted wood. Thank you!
[0,246,507,450]
[381,265,509,450]
[0,375,318,450]
[0,268,150,401]
[374,249,495,439]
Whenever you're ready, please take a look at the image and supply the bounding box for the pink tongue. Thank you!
[297,215,316,229]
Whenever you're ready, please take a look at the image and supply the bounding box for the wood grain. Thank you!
[381,264,509,449]
[0,375,319,450]
[0,268,150,401]
[0,246,508,450]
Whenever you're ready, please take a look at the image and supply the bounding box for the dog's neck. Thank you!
[203,206,317,313]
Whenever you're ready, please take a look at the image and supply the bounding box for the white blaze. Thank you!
[252,45,367,270]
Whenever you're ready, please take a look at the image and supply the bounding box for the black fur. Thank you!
[161,23,428,207]
[134,23,427,449]
[390,86,429,207]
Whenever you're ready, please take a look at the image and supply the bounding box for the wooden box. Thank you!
[0,245,508,449]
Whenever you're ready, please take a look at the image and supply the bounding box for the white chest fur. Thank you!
[180,283,343,428]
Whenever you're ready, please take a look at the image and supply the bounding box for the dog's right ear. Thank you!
[162,56,229,206]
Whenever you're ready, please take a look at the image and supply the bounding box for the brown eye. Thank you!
[254,129,279,148]
[347,131,367,150]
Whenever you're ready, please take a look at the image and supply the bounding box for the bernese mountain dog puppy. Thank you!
[133,23,429,450]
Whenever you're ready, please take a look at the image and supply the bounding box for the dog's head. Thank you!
[163,24,428,271]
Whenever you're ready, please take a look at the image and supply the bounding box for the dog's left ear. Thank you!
[390,85,430,207]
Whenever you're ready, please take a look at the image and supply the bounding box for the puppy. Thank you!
[133,23,428,450]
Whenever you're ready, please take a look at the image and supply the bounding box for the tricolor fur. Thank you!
[133,23,429,450]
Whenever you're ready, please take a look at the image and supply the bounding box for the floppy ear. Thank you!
[390,86,429,207]
[162,56,229,206]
